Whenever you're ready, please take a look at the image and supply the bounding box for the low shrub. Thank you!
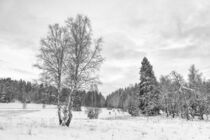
[85,107,101,119]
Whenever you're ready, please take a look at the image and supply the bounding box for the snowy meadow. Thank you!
[1,1,210,140]
[0,103,210,140]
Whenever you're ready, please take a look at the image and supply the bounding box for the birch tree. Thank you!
[64,15,104,122]
[35,15,104,126]
[34,24,69,125]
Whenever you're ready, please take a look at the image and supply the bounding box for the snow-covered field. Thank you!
[0,103,210,140]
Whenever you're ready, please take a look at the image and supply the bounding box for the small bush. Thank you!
[85,107,101,119]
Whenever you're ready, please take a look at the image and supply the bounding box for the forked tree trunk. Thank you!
[57,89,73,127]
[57,103,73,127]
[65,90,74,126]
[65,104,73,127]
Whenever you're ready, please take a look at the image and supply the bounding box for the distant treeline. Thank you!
[105,83,139,110]
[0,78,105,109]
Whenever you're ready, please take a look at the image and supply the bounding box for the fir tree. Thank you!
[139,57,160,116]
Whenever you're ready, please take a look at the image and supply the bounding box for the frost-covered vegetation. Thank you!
[106,58,210,120]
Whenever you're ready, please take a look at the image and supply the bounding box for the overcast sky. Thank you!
[0,0,210,95]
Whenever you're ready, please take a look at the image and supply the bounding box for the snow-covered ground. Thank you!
[0,103,210,140]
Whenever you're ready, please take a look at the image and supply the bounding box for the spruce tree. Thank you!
[139,57,160,116]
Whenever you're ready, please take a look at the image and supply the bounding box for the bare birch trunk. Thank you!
[65,90,73,127]
[57,89,73,127]
[57,87,62,125]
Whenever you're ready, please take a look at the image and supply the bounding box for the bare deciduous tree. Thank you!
[35,15,104,127]
[62,15,104,125]
[34,24,69,125]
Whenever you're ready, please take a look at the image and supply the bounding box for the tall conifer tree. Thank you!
[139,57,160,115]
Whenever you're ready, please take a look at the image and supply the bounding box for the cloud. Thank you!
[1,0,210,95]
[153,44,210,60]
[99,65,140,95]
[98,33,146,94]
[103,33,146,60]
[11,68,34,75]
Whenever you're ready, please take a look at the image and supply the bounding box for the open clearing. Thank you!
[0,103,210,140]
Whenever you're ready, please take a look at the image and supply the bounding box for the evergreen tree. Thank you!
[128,93,139,116]
[188,65,202,91]
[0,86,7,103]
[105,84,139,110]
[84,90,105,108]
[71,91,82,111]
[139,57,160,116]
